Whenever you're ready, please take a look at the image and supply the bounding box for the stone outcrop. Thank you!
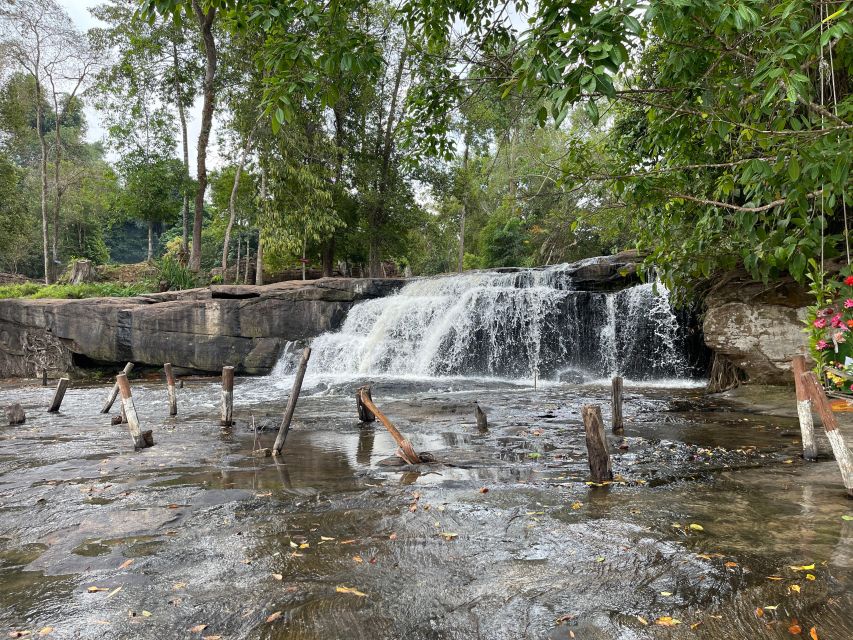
[702,276,810,385]
[0,278,404,377]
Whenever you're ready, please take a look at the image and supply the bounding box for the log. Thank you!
[611,376,624,434]
[357,387,420,465]
[164,363,177,416]
[475,402,488,431]
[42,369,47,386]
[116,373,147,449]
[6,403,26,425]
[792,356,817,461]
[582,404,613,483]
[220,366,234,426]
[272,347,311,455]
[47,378,69,413]
[356,385,376,422]
[800,371,853,497]
[101,362,134,413]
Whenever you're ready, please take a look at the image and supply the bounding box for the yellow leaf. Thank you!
[571,502,583,510]
[636,616,648,625]
[789,564,815,571]
[806,573,816,581]
[141,611,152,618]
[38,629,53,637]
[755,608,764,617]
[790,585,801,593]
[86,586,109,593]
[764,605,779,611]
[810,626,818,640]
[689,523,704,531]
[440,532,458,541]
[173,582,187,590]
[654,616,681,626]
[320,536,335,541]
[336,586,367,597]
[266,611,282,623]
[289,541,298,548]
[660,591,673,596]
[691,622,703,630]
[353,555,363,563]
[299,543,309,549]
[106,586,122,599]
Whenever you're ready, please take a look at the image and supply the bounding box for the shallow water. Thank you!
[1,374,851,639]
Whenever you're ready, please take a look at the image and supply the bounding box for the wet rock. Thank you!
[5,402,25,425]
[558,369,586,384]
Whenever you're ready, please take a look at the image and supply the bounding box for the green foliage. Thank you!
[0,282,151,299]
[154,255,197,290]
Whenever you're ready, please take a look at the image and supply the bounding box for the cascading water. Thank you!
[302,265,703,382]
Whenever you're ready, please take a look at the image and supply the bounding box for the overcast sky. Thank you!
[56,0,221,174]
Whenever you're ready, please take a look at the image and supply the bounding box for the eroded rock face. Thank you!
[0,278,404,377]
[703,279,810,384]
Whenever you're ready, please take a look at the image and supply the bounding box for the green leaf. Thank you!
[789,157,800,181]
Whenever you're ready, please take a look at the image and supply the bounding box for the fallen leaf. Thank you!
[764,605,779,611]
[173,582,187,590]
[555,614,575,624]
[272,574,283,581]
[189,624,207,633]
[336,586,367,597]
[266,611,282,623]
[755,608,764,617]
[571,502,583,510]
[353,555,363,563]
[789,564,815,571]
[106,586,122,599]
[408,503,418,512]
[320,536,335,541]
[38,629,53,637]
[691,621,703,630]
[595,556,605,563]
[636,616,648,626]
[118,559,134,570]
[660,591,673,596]
[842,515,853,521]
[478,487,489,493]
[203,636,222,640]
[299,543,309,549]
[8,632,31,638]
[289,541,298,548]
[767,575,784,581]
[440,532,458,541]
[790,584,801,593]
[141,611,152,618]
[689,523,704,531]
[87,586,109,593]
[340,539,357,545]
[168,504,178,509]
[789,621,802,634]
[389,533,397,540]
[805,573,816,581]
[654,616,681,626]
[724,561,738,568]
[809,627,818,640]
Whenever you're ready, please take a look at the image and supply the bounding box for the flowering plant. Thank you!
[806,266,853,394]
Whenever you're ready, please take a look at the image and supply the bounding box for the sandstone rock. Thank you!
[5,402,25,425]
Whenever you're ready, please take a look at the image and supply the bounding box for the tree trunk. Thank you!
[37,82,50,284]
[52,107,62,274]
[235,237,241,284]
[255,168,266,286]
[189,1,218,272]
[458,142,469,273]
[147,220,154,261]
[255,231,264,285]
[322,238,335,277]
[221,131,255,278]
[172,40,190,254]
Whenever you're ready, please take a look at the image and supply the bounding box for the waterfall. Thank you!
[303,265,701,382]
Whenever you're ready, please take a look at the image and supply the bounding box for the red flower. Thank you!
[816,340,829,350]
[844,275,853,286]
[814,318,827,328]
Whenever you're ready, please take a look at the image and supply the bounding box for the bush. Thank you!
[0,282,151,299]
[155,256,197,291]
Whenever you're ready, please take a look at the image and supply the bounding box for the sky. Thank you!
[56,0,221,174]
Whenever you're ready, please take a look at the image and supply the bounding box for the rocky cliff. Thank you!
[0,278,404,377]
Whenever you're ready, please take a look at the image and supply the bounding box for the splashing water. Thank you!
[300,266,700,382]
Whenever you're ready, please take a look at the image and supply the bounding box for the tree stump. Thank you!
[791,356,816,461]
[475,402,488,431]
[67,259,97,284]
[611,376,624,434]
[582,404,613,482]
[800,371,853,497]
[6,403,26,425]
[356,385,376,422]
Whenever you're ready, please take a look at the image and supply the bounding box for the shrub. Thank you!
[155,255,197,291]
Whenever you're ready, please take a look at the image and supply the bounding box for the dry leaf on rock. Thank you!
[336,586,367,597]
[266,611,282,623]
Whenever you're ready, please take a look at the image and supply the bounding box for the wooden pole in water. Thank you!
[42,368,47,386]
[475,402,488,431]
[611,376,624,435]
[47,378,69,413]
[272,347,311,455]
[116,373,148,449]
[101,362,134,413]
[221,366,234,426]
[582,404,613,482]
[791,356,817,461]
[357,387,420,464]
[164,363,177,416]
[356,385,376,422]
[800,370,853,497]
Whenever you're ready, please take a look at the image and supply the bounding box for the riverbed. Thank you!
[1,375,851,639]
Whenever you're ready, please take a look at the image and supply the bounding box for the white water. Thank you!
[281,266,699,384]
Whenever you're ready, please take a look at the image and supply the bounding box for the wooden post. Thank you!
[221,366,234,426]
[475,402,488,431]
[101,362,134,413]
[611,376,624,434]
[357,387,420,464]
[6,403,26,425]
[356,385,376,422]
[164,363,177,416]
[792,356,817,461]
[272,347,311,455]
[800,371,853,497]
[42,369,47,386]
[582,404,613,482]
[47,378,69,413]
[116,373,147,449]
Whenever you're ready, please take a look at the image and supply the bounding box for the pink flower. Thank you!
[814,318,827,328]
[835,332,847,343]
[845,275,853,286]
[845,299,853,308]
[819,307,834,317]
[816,340,829,350]
[832,314,844,327]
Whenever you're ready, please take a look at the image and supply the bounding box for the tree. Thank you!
[120,159,184,260]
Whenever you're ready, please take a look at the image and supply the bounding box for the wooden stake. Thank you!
[47,378,69,413]
[475,402,488,431]
[164,363,177,416]
[792,356,817,461]
[357,387,420,464]
[116,373,148,449]
[611,376,624,434]
[221,366,234,426]
[801,371,853,497]
[42,369,47,386]
[272,347,311,455]
[101,362,134,413]
[582,404,613,483]
[356,385,376,422]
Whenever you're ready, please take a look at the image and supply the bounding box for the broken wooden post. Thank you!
[47,378,69,413]
[475,402,488,431]
[116,373,147,449]
[164,363,177,416]
[800,371,853,497]
[611,376,624,434]
[356,385,376,422]
[792,356,817,461]
[6,403,26,425]
[42,369,47,386]
[101,362,134,413]
[272,348,311,455]
[220,366,234,426]
[581,404,613,482]
[357,387,420,464]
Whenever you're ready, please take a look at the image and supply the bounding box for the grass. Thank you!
[0,282,153,300]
